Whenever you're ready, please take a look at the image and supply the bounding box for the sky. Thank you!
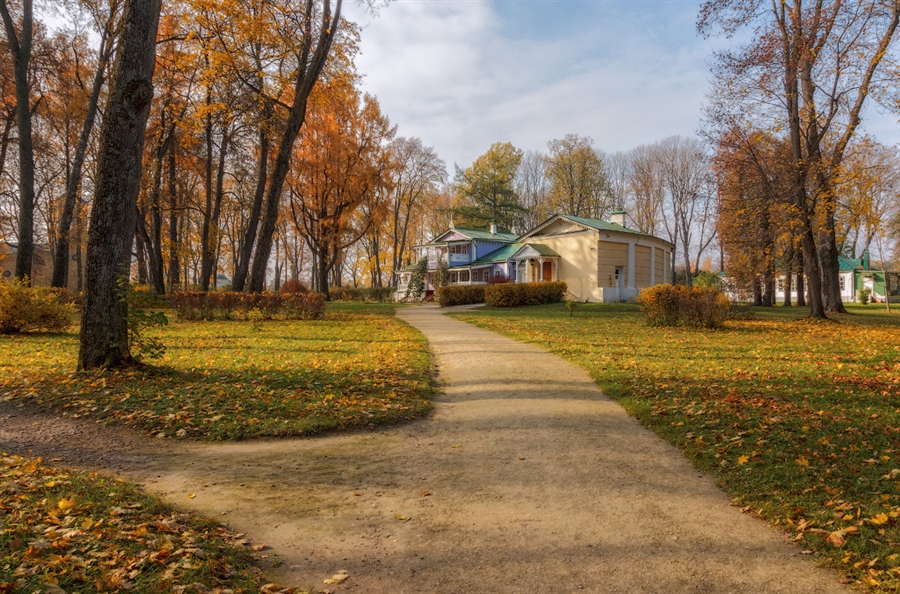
[344,0,900,173]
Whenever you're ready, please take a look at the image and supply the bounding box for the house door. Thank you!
[542,261,552,281]
[616,267,624,294]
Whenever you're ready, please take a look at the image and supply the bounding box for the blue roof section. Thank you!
[839,256,865,271]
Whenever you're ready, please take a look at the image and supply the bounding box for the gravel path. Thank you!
[0,305,848,593]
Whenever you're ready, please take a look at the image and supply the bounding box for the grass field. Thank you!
[453,302,900,590]
[0,302,433,440]
[0,453,296,593]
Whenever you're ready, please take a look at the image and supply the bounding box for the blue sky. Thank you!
[345,0,900,171]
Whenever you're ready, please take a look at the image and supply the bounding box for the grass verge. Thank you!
[452,302,900,591]
[0,454,297,593]
[0,303,432,440]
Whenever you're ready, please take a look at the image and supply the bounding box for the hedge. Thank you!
[0,279,73,334]
[484,281,567,308]
[327,286,396,302]
[169,291,326,321]
[636,284,730,329]
[436,285,485,307]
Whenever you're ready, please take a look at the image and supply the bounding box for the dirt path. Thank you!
[1,305,848,593]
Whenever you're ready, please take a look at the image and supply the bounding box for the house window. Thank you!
[460,270,470,282]
[840,276,846,292]
[449,245,468,255]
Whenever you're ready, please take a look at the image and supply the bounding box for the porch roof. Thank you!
[471,243,524,264]
[516,243,559,258]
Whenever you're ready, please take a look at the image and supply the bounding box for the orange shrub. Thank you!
[169,291,325,321]
[436,285,485,307]
[637,284,729,329]
[484,281,567,308]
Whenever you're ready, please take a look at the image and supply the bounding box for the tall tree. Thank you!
[700,0,900,316]
[544,134,610,220]
[50,0,120,288]
[386,137,445,286]
[514,149,549,232]
[0,0,35,281]
[78,0,161,370]
[453,141,523,231]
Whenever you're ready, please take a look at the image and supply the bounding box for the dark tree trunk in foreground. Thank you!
[78,0,161,370]
[0,0,35,281]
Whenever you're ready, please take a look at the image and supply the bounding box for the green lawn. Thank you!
[1,454,292,593]
[0,302,433,440]
[452,302,900,591]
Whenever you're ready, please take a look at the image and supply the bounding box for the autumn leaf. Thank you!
[826,526,859,547]
[323,571,349,585]
[737,455,749,465]
[795,457,809,467]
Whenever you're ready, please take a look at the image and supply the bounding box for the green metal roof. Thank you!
[471,243,523,264]
[451,227,519,242]
[521,243,560,257]
[839,256,864,271]
[561,214,654,237]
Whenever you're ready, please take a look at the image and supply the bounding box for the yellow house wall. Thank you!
[597,242,628,288]
[530,232,603,301]
[635,245,651,286]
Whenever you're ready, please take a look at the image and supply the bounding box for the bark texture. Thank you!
[78,0,161,370]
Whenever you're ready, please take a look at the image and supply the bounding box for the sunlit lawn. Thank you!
[0,454,294,593]
[0,302,433,440]
[453,302,900,590]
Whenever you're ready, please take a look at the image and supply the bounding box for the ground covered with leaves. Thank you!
[0,454,299,593]
[0,303,432,440]
[454,303,900,591]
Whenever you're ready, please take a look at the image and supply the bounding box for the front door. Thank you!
[542,261,552,281]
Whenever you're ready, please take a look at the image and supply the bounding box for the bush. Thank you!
[327,286,396,302]
[692,271,723,289]
[484,281,567,308]
[637,284,730,329]
[169,291,326,321]
[859,286,871,305]
[0,278,74,334]
[436,285,485,307]
[280,278,308,294]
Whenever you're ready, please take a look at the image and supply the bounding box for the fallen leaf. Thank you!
[795,457,809,467]
[188,493,196,499]
[323,570,349,585]
[57,498,76,512]
[396,514,408,521]
[738,455,749,465]
[252,544,266,551]
[451,444,461,448]
[870,513,889,526]
[826,526,859,547]
[421,491,431,497]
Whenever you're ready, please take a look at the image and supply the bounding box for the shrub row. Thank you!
[637,284,730,329]
[169,291,326,321]
[328,286,396,302]
[436,285,485,307]
[484,281,567,308]
[0,279,74,334]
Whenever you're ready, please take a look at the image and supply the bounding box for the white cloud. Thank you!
[345,1,899,170]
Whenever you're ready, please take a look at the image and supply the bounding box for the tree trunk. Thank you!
[166,141,180,288]
[200,126,229,291]
[78,0,161,370]
[233,121,269,292]
[0,0,35,281]
[52,27,111,287]
[248,0,343,292]
[819,207,847,313]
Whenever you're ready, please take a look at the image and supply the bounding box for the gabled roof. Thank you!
[416,227,518,247]
[519,213,670,245]
[839,256,864,271]
[515,243,560,258]
[449,227,519,242]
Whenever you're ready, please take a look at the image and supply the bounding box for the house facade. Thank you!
[773,252,899,303]
[398,213,674,303]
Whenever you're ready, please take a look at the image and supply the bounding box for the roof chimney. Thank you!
[609,209,627,228]
[490,221,497,234]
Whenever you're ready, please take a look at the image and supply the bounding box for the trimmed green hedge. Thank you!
[484,281,567,308]
[436,285,485,307]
